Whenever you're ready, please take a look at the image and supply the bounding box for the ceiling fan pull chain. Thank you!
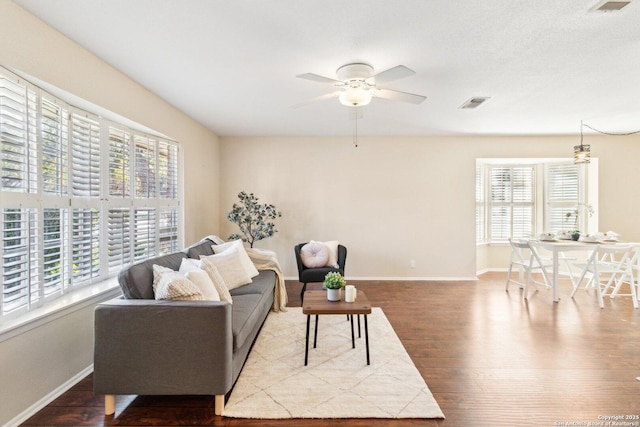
[353,109,358,147]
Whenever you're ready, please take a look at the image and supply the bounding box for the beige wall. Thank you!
[220,134,640,278]
[0,1,219,424]
[0,0,220,247]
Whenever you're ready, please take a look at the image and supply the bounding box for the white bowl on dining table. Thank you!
[579,234,602,243]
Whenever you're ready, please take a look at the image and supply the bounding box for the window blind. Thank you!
[478,160,588,243]
[0,75,37,193]
[41,97,68,195]
[71,112,101,198]
[0,66,182,318]
[488,165,535,241]
[134,135,156,199]
[108,126,131,198]
[545,163,581,232]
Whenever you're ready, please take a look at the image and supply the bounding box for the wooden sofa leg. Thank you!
[105,395,115,415]
[214,394,224,416]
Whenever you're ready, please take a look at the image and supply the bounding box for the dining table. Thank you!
[530,239,614,302]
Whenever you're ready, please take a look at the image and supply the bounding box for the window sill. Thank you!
[488,242,510,247]
[0,278,122,342]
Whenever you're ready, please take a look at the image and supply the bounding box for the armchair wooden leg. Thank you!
[105,395,115,415]
[214,394,224,416]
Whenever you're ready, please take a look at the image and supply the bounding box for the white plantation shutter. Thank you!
[1,208,39,315]
[71,112,100,198]
[107,208,131,273]
[109,126,131,198]
[71,208,100,283]
[545,163,581,232]
[43,208,68,296]
[41,97,69,195]
[0,66,182,319]
[0,74,37,193]
[159,208,178,255]
[158,140,178,199]
[134,208,157,261]
[488,165,535,240]
[134,135,156,198]
[477,160,591,244]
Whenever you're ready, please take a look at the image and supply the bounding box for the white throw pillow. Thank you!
[152,264,203,301]
[181,258,232,303]
[310,240,340,268]
[201,247,253,290]
[212,239,259,278]
[186,270,220,301]
[300,242,329,268]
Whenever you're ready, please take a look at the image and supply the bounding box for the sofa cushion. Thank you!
[229,270,276,296]
[118,252,187,299]
[184,238,217,258]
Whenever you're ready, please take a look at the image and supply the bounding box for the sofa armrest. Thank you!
[94,298,233,396]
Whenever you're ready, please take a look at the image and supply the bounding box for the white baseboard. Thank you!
[6,365,93,427]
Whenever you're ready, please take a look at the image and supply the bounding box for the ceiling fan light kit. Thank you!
[339,86,372,107]
[337,64,374,107]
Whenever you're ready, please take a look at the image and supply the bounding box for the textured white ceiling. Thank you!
[13,0,640,137]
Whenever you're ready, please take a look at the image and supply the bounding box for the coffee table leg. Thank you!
[305,315,310,366]
[350,314,355,348]
[364,314,370,365]
[358,315,361,338]
[313,314,319,348]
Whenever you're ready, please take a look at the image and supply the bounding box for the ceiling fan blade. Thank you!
[369,65,415,85]
[290,91,342,108]
[296,73,344,85]
[374,88,426,104]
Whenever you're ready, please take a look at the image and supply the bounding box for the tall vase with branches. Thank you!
[564,202,594,239]
[226,191,282,248]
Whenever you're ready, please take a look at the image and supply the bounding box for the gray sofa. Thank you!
[93,237,276,416]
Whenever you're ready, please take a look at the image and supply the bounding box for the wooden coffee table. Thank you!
[302,290,372,365]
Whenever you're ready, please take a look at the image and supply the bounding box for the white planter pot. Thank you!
[327,288,341,301]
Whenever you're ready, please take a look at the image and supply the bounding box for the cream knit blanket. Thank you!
[203,236,288,311]
[246,247,288,312]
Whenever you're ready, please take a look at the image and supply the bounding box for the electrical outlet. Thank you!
[410,259,415,268]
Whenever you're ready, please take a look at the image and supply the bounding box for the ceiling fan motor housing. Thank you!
[336,63,374,82]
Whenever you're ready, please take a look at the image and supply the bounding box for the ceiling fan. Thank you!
[294,63,426,108]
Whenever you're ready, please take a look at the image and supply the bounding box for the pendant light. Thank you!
[574,121,591,164]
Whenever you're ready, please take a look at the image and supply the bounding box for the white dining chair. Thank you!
[571,243,637,309]
[608,243,640,308]
[505,239,552,296]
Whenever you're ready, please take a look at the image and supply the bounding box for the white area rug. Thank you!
[223,307,445,419]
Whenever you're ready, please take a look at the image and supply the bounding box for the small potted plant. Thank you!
[571,230,581,241]
[323,272,346,301]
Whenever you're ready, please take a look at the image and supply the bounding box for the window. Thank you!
[476,159,591,244]
[488,165,535,241]
[0,66,181,318]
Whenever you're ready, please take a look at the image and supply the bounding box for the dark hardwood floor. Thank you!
[21,273,640,426]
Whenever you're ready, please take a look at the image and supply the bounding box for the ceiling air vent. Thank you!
[591,1,632,11]
[460,97,490,109]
